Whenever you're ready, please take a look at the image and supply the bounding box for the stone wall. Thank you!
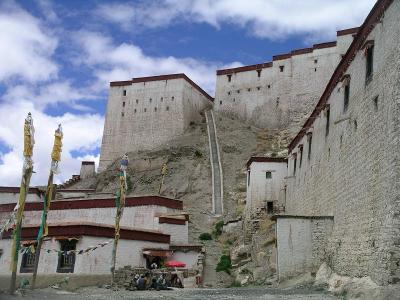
[214,31,356,136]
[285,0,400,284]
[276,216,333,281]
[99,75,212,171]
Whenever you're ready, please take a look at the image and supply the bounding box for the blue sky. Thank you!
[0,0,376,186]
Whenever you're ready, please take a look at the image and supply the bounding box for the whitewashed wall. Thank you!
[246,161,287,216]
[285,1,400,285]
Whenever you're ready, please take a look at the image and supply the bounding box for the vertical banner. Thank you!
[111,154,128,284]
[31,124,63,289]
[10,113,35,294]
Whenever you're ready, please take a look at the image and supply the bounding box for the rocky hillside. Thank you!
[74,111,290,287]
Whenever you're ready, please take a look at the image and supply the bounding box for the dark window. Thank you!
[344,83,350,112]
[314,68,317,72]
[266,171,272,179]
[314,59,318,64]
[149,98,152,103]
[57,240,76,273]
[171,96,174,101]
[257,86,261,90]
[134,109,137,113]
[373,96,378,111]
[354,120,358,131]
[154,107,157,112]
[325,106,330,136]
[121,112,124,117]
[227,74,232,82]
[122,101,125,107]
[161,97,163,102]
[366,45,374,83]
[233,98,236,102]
[237,90,240,94]
[220,101,222,105]
[247,170,250,186]
[308,134,312,160]
[293,156,297,175]
[299,146,303,168]
[228,91,231,95]
[136,99,139,104]
[144,108,147,112]
[247,88,251,92]
[279,66,284,72]
[267,85,271,89]
[257,69,261,77]
[20,244,36,273]
[123,90,126,96]
[166,106,169,111]
[267,202,273,214]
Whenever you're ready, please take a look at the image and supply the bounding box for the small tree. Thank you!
[216,255,232,274]
[199,233,212,241]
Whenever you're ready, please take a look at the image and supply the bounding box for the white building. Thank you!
[245,157,287,217]
[277,0,399,284]
[99,73,213,171]
[0,192,202,287]
[214,28,357,135]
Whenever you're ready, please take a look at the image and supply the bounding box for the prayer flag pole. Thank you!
[111,154,128,284]
[158,163,167,195]
[31,124,63,289]
[9,113,35,294]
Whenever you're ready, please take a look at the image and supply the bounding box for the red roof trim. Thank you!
[81,161,95,165]
[0,186,41,195]
[2,224,170,243]
[159,217,186,225]
[0,195,183,213]
[110,73,214,102]
[272,53,292,61]
[313,41,337,49]
[288,0,393,152]
[216,63,272,75]
[246,157,288,169]
[337,27,359,36]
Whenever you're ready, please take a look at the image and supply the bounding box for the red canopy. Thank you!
[165,260,186,267]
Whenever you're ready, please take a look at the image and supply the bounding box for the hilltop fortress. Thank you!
[99,28,358,170]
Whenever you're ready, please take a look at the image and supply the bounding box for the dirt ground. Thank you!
[0,286,339,300]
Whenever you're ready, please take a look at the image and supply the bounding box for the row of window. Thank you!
[121,106,170,116]
[121,91,175,103]
[291,42,375,176]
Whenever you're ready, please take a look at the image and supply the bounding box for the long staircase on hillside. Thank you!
[205,110,223,216]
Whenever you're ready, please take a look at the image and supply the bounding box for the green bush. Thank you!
[194,149,203,158]
[216,255,232,274]
[213,220,224,237]
[199,232,212,240]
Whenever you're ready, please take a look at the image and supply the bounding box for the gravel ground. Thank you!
[0,286,339,300]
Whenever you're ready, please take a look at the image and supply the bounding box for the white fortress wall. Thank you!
[285,0,400,284]
[214,29,357,135]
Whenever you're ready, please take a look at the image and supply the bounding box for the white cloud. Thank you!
[0,1,58,82]
[2,81,96,111]
[74,31,241,95]
[96,0,376,41]
[0,101,103,186]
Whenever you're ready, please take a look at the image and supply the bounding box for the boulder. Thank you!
[314,262,332,287]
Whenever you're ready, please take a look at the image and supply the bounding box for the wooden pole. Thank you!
[31,124,62,289]
[9,113,35,294]
[111,154,128,284]
[31,173,53,289]
[158,163,167,195]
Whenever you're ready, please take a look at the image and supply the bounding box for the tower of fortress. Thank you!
[214,28,358,136]
[99,74,213,171]
[99,28,357,170]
